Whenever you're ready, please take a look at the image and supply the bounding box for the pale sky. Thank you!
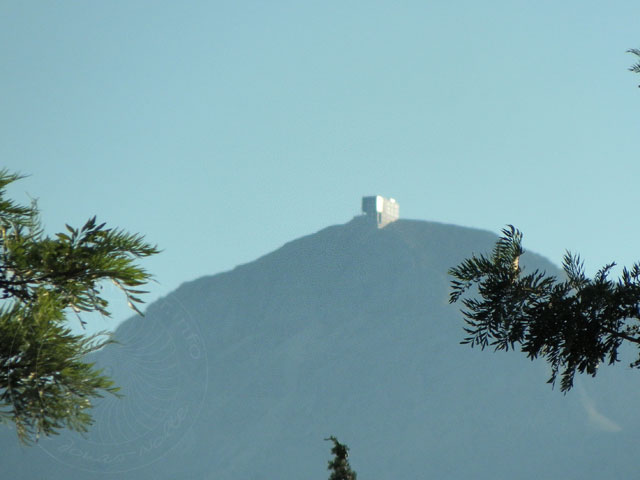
[2,1,639,334]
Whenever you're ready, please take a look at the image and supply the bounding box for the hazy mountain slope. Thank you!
[2,217,639,479]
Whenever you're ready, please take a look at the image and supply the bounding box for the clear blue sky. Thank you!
[2,1,639,334]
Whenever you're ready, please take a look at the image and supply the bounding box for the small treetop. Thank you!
[325,436,357,480]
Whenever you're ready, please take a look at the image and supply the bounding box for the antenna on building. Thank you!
[361,195,399,228]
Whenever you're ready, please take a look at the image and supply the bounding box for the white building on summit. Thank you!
[362,195,399,228]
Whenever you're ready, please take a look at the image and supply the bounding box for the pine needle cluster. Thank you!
[450,226,640,392]
[0,170,158,443]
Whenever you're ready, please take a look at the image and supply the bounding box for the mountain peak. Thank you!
[2,219,637,479]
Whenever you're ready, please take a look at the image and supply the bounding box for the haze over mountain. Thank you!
[2,217,639,479]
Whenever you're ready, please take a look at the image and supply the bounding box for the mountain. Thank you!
[2,217,639,479]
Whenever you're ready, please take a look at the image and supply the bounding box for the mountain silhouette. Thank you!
[2,217,639,479]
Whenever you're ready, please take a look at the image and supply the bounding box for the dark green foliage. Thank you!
[628,48,640,86]
[326,436,357,480]
[0,170,158,443]
[449,225,640,392]
[628,48,640,74]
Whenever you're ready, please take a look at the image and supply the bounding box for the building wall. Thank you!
[361,195,399,228]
